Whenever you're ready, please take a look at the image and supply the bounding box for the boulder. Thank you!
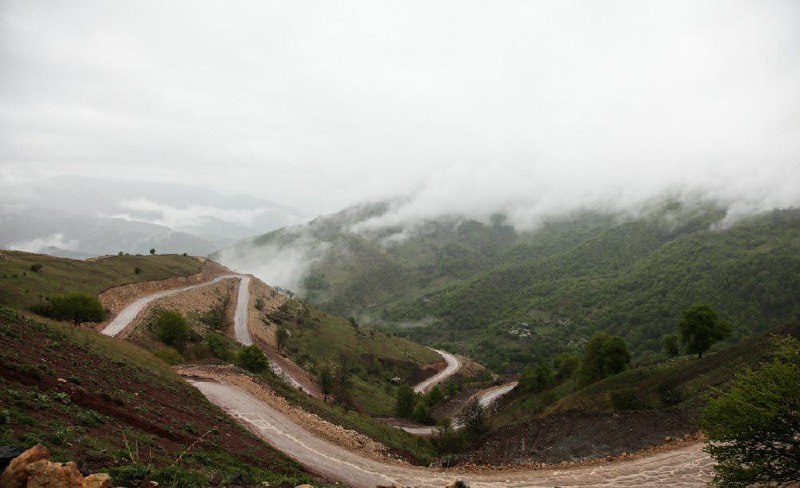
[0,444,50,488]
[0,444,111,488]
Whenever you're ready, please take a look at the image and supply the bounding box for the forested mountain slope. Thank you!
[217,200,800,372]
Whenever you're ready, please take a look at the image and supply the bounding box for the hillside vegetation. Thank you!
[263,298,441,416]
[462,323,800,465]
[0,308,321,487]
[0,251,202,311]
[218,200,800,372]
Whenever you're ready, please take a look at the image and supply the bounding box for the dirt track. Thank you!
[192,379,713,487]
[104,272,714,486]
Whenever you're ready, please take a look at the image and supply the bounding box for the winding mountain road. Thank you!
[192,379,713,487]
[102,274,712,486]
[101,274,245,337]
[415,349,462,393]
[399,381,519,435]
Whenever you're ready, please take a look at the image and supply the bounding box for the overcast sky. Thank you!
[1,0,799,220]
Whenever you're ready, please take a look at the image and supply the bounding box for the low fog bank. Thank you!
[352,163,800,234]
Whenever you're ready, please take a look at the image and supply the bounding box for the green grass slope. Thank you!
[0,250,202,311]
[266,299,441,416]
[0,308,321,487]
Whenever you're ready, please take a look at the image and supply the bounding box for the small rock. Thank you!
[84,473,111,488]
[445,480,470,488]
[57,378,68,383]
[294,485,314,488]
[664,436,673,443]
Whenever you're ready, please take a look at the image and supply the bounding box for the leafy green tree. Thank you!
[412,400,430,423]
[153,310,189,350]
[395,384,416,418]
[206,332,231,361]
[521,362,554,392]
[662,334,680,357]
[237,345,269,373]
[425,385,444,406]
[149,248,156,255]
[698,337,800,486]
[432,417,460,455]
[457,398,486,439]
[679,304,731,358]
[579,332,632,385]
[40,292,106,326]
[553,352,580,382]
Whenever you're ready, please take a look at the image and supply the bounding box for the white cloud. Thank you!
[1,0,798,220]
[9,233,80,253]
[112,198,289,230]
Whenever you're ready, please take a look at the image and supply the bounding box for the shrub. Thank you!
[201,300,228,331]
[154,347,184,365]
[395,384,416,418]
[457,398,486,439]
[153,310,189,350]
[579,332,631,385]
[30,264,42,273]
[206,333,232,361]
[275,327,289,350]
[412,400,430,423]
[32,292,106,326]
[134,267,143,274]
[553,352,579,382]
[237,345,269,373]
[521,362,554,393]
[662,334,680,357]
[699,336,800,486]
[425,385,444,406]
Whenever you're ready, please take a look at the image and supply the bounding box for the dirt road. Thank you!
[101,274,244,337]
[233,274,252,345]
[399,381,519,435]
[415,349,462,393]
[192,379,713,487]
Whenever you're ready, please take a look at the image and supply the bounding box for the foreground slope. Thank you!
[0,309,321,487]
[0,250,203,312]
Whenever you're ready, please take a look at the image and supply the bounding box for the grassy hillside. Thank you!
[0,250,202,311]
[0,308,321,487]
[217,200,800,372]
[461,324,800,465]
[266,299,441,416]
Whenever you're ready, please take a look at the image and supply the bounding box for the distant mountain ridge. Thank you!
[0,175,307,258]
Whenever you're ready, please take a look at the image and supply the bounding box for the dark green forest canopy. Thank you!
[221,201,800,372]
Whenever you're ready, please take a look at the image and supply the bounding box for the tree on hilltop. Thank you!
[679,304,730,358]
[579,332,632,385]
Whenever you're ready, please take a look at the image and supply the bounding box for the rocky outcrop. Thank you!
[0,444,110,488]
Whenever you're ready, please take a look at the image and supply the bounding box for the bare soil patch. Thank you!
[459,409,696,466]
